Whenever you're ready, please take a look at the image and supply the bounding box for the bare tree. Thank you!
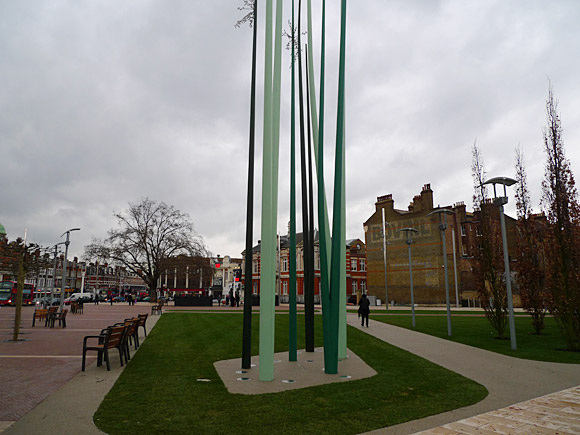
[0,237,49,341]
[471,140,488,210]
[514,146,548,334]
[541,84,580,351]
[471,145,509,339]
[85,199,208,301]
[235,0,255,28]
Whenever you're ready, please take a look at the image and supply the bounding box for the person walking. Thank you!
[358,293,371,327]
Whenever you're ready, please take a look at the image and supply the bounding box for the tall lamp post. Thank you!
[50,243,65,306]
[483,176,517,351]
[381,208,390,310]
[428,208,455,337]
[398,227,418,327]
[59,228,80,312]
[451,226,459,308]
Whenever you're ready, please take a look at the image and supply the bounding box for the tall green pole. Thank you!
[271,0,283,241]
[312,0,333,370]
[339,127,347,359]
[297,0,314,352]
[306,47,315,333]
[259,0,275,382]
[308,0,331,280]
[328,0,347,375]
[242,0,258,370]
[288,0,297,363]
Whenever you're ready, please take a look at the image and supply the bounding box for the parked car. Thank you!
[112,296,125,303]
[64,293,93,305]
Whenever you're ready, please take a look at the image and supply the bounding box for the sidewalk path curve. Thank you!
[346,314,580,434]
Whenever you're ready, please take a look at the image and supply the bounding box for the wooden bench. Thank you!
[82,325,127,371]
[151,303,163,315]
[137,313,148,337]
[49,309,68,328]
[32,308,48,327]
[44,307,58,327]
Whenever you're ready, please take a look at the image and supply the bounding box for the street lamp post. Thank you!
[483,176,517,351]
[50,243,65,306]
[381,208,390,310]
[428,208,455,337]
[59,228,80,312]
[398,227,418,327]
[451,226,459,308]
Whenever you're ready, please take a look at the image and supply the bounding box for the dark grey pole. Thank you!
[381,208,389,310]
[59,228,80,312]
[428,208,455,337]
[440,221,452,336]
[484,176,517,351]
[498,200,517,350]
[398,227,418,327]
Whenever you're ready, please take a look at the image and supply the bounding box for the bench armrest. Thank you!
[83,335,102,346]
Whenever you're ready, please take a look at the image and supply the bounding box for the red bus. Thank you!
[0,281,35,306]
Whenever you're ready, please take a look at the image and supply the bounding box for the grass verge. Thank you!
[373,314,580,364]
[95,313,487,434]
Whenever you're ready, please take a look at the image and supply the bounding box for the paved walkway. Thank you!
[346,314,580,434]
[0,303,161,433]
[417,385,580,434]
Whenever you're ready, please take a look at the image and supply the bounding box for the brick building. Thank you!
[242,231,367,304]
[364,184,516,306]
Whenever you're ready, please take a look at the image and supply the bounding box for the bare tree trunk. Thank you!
[12,256,25,342]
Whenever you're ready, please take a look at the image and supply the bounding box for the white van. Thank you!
[65,293,93,304]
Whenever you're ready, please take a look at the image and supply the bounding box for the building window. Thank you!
[360,259,366,272]
[253,281,258,295]
[361,281,366,292]
[475,226,482,236]
[461,224,466,236]
[253,261,258,274]
[462,245,467,257]
[283,281,288,295]
[352,280,357,294]
[351,259,357,271]
[282,257,288,272]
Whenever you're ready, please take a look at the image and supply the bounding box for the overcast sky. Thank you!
[1,0,579,260]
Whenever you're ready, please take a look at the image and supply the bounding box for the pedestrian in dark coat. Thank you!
[358,293,371,327]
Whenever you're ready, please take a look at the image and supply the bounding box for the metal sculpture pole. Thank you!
[327,0,347,375]
[306,46,316,338]
[311,0,333,368]
[338,127,347,360]
[259,0,283,382]
[297,0,314,352]
[399,228,418,328]
[288,0,297,363]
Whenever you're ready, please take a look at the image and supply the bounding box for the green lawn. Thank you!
[373,313,580,364]
[95,313,487,434]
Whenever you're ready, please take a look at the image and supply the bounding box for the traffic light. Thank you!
[234,269,241,282]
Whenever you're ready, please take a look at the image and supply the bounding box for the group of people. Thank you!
[226,288,240,307]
